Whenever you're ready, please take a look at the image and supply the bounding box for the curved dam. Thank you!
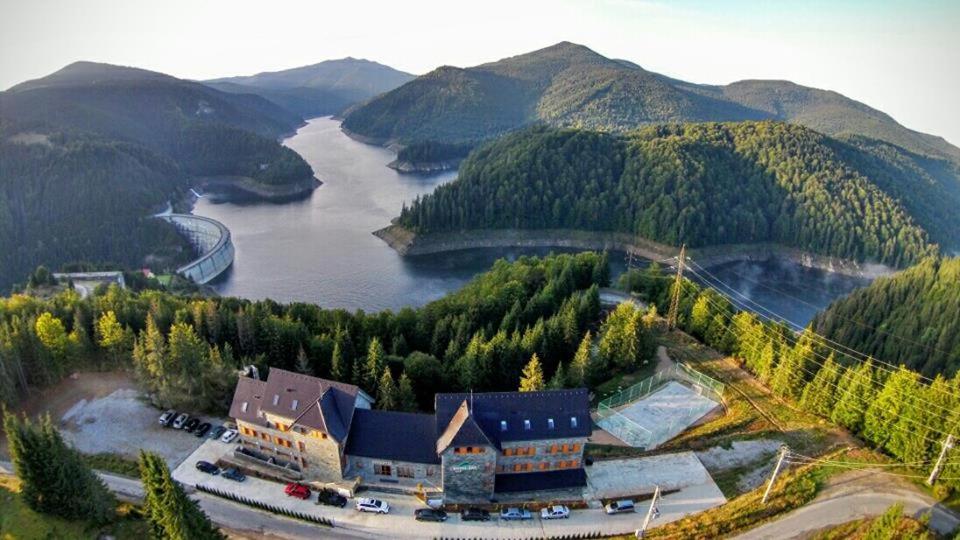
[159,214,234,284]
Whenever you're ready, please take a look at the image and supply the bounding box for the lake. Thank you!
[193,117,872,324]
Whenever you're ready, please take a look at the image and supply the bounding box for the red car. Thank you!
[284,482,311,500]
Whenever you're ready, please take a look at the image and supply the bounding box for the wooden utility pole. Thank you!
[667,245,686,330]
[762,445,789,504]
[927,434,955,485]
[636,485,661,538]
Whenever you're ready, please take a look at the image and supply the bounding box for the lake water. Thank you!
[193,117,872,324]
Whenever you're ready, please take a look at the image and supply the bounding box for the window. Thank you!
[276,423,288,432]
[547,418,555,429]
[539,462,549,471]
[241,401,249,413]
[272,394,279,406]
[570,460,580,468]
[524,463,533,472]
[550,444,559,454]
[260,432,269,441]
[562,444,569,453]
[523,419,531,430]
[298,441,305,452]
[570,416,578,428]
[513,463,522,472]
[291,399,299,411]
[455,446,483,455]
[500,420,508,431]
[373,464,392,476]
[426,467,434,477]
[311,430,327,439]
[571,443,581,453]
[397,466,414,478]
[504,448,515,457]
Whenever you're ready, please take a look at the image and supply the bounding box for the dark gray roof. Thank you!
[345,409,440,465]
[495,469,587,493]
[435,389,591,447]
[436,400,493,453]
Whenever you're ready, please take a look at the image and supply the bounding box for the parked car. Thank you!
[499,507,532,520]
[184,418,201,433]
[414,508,448,522]
[158,409,176,426]
[172,413,189,429]
[194,422,212,438]
[605,499,636,514]
[195,461,219,475]
[284,482,311,500]
[540,505,570,519]
[460,508,491,521]
[221,468,246,482]
[209,425,226,440]
[220,429,238,443]
[355,497,390,514]
[316,489,347,508]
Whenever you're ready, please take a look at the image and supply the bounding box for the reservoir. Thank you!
[193,117,871,324]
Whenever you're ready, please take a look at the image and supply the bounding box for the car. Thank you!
[220,429,238,443]
[414,508,447,522]
[285,482,311,499]
[540,505,570,519]
[499,507,532,520]
[209,425,226,440]
[158,409,176,426]
[194,422,212,438]
[316,489,347,508]
[460,508,491,522]
[221,468,246,482]
[172,413,189,429]
[605,499,636,515]
[355,497,390,514]
[184,418,201,433]
[195,461,219,475]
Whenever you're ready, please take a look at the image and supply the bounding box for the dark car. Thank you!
[221,468,246,482]
[415,508,448,522]
[316,489,347,508]
[184,417,201,433]
[195,461,219,475]
[460,508,491,521]
[209,425,226,440]
[194,422,212,438]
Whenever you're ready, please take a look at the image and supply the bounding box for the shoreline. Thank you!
[340,124,462,175]
[194,175,320,202]
[373,225,897,279]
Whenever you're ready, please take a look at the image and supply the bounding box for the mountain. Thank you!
[342,42,960,165]
[813,256,960,376]
[397,122,959,267]
[205,58,415,117]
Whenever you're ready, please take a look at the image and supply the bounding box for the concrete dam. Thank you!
[159,214,234,284]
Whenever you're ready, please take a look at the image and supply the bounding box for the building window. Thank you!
[241,401,249,413]
[426,467,434,477]
[523,419,531,430]
[276,423,288,432]
[374,464,392,476]
[291,399,299,411]
[539,462,549,471]
[570,416,578,428]
[547,418,555,429]
[272,394,279,406]
[260,432,269,441]
[562,443,570,453]
[503,448,514,457]
[298,441,305,452]
[513,463,522,472]
[455,446,484,455]
[500,420,508,431]
[571,443,581,453]
[397,466,414,478]
[550,444,559,454]
[571,460,580,468]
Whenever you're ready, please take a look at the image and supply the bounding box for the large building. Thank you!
[228,369,591,503]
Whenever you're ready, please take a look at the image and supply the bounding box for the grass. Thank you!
[591,358,658,405]
[81,452,141,478]
[810,508,938,539]
[0,474,148,540]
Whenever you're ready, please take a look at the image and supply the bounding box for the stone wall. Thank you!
[343,455,440,490]
[236,418,344,482]
[440,446,497,503]
[497,437,586,474]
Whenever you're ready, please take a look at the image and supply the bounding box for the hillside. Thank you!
[342,42,960,165]
[206,58,414,117]
[813,256,960,376]
[397,122,954,267]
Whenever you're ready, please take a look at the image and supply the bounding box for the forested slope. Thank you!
[399,122,954,267]
[813,256,960,376]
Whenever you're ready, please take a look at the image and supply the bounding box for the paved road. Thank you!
[736,469,960,539]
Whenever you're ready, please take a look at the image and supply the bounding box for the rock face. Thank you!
[386,158,463,174]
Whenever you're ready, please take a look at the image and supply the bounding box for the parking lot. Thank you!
[173,442,726,539]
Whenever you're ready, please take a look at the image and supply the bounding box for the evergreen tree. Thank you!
[35,312,68,364]
[831,360,877,432]
[377,369,398,410]
[689,295,713,339]
[330,341,347,382]
[519,353,545,392]
[548,362,566,389]
[755,338,777,383]
[863,367,920,453]
[139,451,224,540]
[295,345,311,374]
[363,337,386,394]
[569,331,592,387]
[96,310,129,362]
[397,372,417,412]
[798,354,841,416]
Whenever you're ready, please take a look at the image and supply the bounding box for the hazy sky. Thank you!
[2,0,958,145]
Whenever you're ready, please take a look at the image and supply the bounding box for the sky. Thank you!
[2,0,958,145]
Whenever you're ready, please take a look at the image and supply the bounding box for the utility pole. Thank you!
[927,434,955,485]
[636,485,661,538]
[762,445,789,504]
[667,245,686,330]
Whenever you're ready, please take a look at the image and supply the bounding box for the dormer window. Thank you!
[500,420,508,431]
[291,399,299,411]
[523,419,531,430]
[241,401,248,413]
[570,416,578,428]
[272,394,279,406]
[547,418,555,429]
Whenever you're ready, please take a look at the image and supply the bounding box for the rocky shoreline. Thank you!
[195,175,320,202]
[373,224,896,279]
[386,157,463,174]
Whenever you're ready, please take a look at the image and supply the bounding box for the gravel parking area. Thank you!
[59,388,223,468]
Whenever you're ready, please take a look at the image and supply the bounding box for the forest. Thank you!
[0,252,657,416]
[813,256,960,377]
[400,122,948,268]
[622,260,960,482]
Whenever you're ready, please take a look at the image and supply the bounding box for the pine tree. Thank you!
[755,338,777,383]
[689,294,713,339]
[295,345,311,374]
[330,341,347,382]
[831,360,877,432]
[548,362,566,389]
[799,354,840,416]
[863,367,919,454]
[377,369,398,410]
[769,346,801,400]
[397,372,417,412]
[569,331,592,387]
[519,353,545,392]
[139,451,224,540]
[363,337,386,393]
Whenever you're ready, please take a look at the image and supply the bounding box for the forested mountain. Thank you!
[398,122,958,267]
[205,58,414,117]
[343,42,960,165]
[813,256,960,376]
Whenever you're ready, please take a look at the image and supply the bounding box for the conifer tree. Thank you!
[569,331,592,387]
[330,341,347,382]
[755,338,777,383]
[295,345,311,374]
[139,451,224,540]
[769,346,801,400]
[397,372,417,412]
[799,354,840,416]
[863,367,919,453]
[363,337,386,393]
[548,362,566,389]
[377,369,398,410]
[831,360,876,432]
[689,294,713,339]
[519,353,545,392]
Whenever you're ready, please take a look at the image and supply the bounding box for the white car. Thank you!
[158,409,176,426]
[172,413,189,429]
[219,428,238,443]
[356,497,390,514]
[540,505,570,519]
